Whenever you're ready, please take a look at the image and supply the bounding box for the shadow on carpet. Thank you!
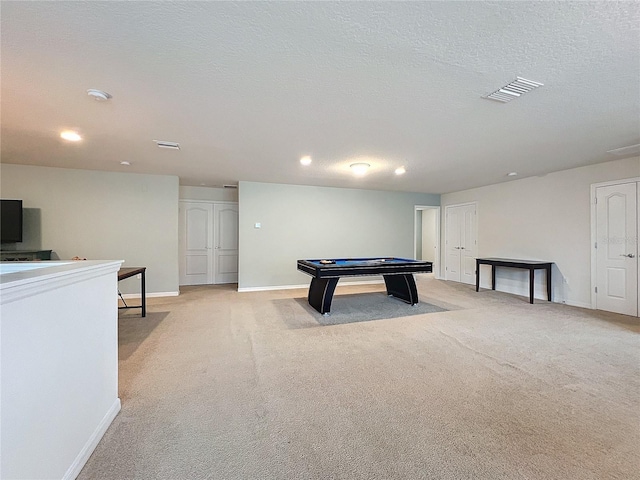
[273,293,447,328]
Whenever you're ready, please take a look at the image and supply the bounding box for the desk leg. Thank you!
[141,270,146,317]
[475,260,480,292]
[491,266,496,290]
[529,268,535,304]
[546,265,552,302]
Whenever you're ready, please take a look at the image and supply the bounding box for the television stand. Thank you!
[0,250,52,261]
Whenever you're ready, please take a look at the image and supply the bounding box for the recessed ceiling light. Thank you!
[395,166,406,175]
[350,163,370,175]
[300,156,312,166]
[120,161,131,166]
[87,89,112,101]
[507,172,518,177]
[60,130,82,142]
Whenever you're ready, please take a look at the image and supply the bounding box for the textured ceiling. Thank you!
[1,1,639,194]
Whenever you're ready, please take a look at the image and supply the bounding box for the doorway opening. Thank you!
[414,206,440,278]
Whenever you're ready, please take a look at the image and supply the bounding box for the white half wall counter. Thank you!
[0,260,123,480]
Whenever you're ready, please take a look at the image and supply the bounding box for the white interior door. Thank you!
[213,203,239,284]
[445,206,462,282]
[460,204,478,284]
[595,183,638,316]
[179,202,213,285]
[445,203,477,284]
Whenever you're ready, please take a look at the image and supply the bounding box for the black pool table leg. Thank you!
[383,274,419,305]
[308,277,339,314]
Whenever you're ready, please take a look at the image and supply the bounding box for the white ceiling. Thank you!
[1,1,639,194]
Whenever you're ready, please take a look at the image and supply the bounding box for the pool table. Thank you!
[297,257,433,314]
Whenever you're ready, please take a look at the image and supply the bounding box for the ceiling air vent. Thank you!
[607,144,640,157]
[153,140,180,150]
[223,184,238,189]
[484,77,544,103]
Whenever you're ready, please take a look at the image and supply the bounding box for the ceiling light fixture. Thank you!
[507,172,518,177]
[153,140,180,150]
[60,130,82,142]
[120,161,131,166]
[300,156,312,166]
[350,163,370,175]
[485,77,544,103]
[87,89,112,101]
[395,166,406,175]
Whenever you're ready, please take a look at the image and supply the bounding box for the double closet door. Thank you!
[445,203,477,284]
[179,201,238,285]
[595,181,639,316]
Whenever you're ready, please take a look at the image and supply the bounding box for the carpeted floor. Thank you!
[78,276,640,480]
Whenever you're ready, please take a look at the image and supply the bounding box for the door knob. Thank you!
[620,254,635,258]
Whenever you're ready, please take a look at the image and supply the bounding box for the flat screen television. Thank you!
[1,199,23,243]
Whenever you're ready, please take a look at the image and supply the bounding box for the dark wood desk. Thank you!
[0,249,52,261]
[475,258,552,304]
[117,267,146,317]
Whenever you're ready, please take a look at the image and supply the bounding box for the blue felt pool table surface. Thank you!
[306,257,420,266]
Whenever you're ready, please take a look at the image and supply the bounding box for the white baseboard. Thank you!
[62,397,121,480]
[238,279,384,293]
[120,291,179,299]
[563,299,592,309]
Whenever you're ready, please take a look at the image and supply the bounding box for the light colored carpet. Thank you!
[78,276,640,480]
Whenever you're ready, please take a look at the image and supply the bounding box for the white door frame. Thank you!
[179,199,238,286]
[590,177,640,311]
[414,205,441,278]
[444,202,478,283]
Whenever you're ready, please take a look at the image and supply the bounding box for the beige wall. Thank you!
[441,157,640,308]
[0,164,179,295]
[238,181,439,289]
[179,185,238,202]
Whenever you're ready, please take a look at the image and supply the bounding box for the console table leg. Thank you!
[475,260,480,292]
[491,266,496,290]
[546,265,552,302]
[529,268,535,304]
[141,270,146,317]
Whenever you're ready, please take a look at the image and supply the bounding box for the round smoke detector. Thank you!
[87,89,112,101]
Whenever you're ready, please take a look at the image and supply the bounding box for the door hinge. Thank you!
[594,242,597,249]
[595,286,598,293]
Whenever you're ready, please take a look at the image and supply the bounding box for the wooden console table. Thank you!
[117,267,146,317]
[475,258,553,304]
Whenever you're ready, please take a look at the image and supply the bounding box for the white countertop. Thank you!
[0,260,123,303]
